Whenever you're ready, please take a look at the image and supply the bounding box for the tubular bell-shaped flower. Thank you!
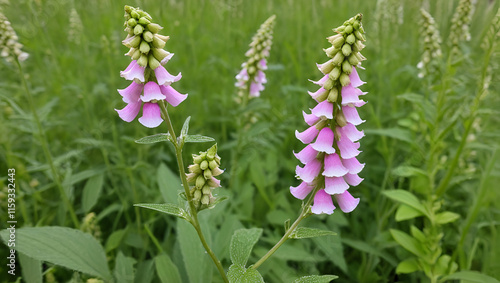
[235,15,276,101]
[115,6,187,128]
[290,14,367,215]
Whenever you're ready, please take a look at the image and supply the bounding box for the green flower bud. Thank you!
[323,78,334,90]
[344,25,353,34]
[339,73,351,86]
[139,40,150,53]
[155,34,170,43]
[332,51,344,66]
[147,23,163,33]
[128,18,137,27]
[329,66,341,81]
[207,144,217,160]
[200,152,207,159]
[130,10,140,19]
[324,46,339,58]
[137,53,148,67]
[203,169,213,179]
[134,24,144,35]
[138,11,153,21]
[152,48,170,62]
[353,40,365,52]
[193,155,203,164]
[196,175,206,189]
[189,164,202,174]
[148,53,160,69]
[211,167,224,177]
[346,34,356,45]
[143,31,154,42]
[200,160,209,170]
[331,35,345,49]
[348,54,360,66]
[132,48,141,60]
[124,6,133,14]
[201,195,210,205]
[123,35,141,48]
[342,44,352,56]
[353,21,360,30]
[186,173,197,183]
[151,35,165,48]
[354,30,365,41]
[335,111,347,127]
[202,185,211,195]
[138,17,151,25]
[327,88,338,103]
[342,60,352,74]
[315,119,328,130]
[320,60,334,74]
[125,47,136,57]
[327,33,343,44]
[193,189,202,200]
[336,26,345,33]
[208,160,218,170]
[316,89,329,102]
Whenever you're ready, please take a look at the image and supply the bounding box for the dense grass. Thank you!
[1,0,499,282]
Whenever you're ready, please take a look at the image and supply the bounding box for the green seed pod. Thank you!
[346,34,356,45]
[147,23,163,34]
[143,31,154,42]
[139,40,150,53]
[329,66,341,81]
[138,17,151,25]
[200,160,209,170]
[327,88,338,103]
[137,53,148,67]
[148,53,160,70]
[134,24,144,35]
[339,73,351,86]
[196,175,206,189]
[127,18,137,27]
[342,44,352,56]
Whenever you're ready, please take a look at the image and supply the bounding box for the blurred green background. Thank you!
[1,0,499,282]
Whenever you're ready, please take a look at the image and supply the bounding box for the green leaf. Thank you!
[440,271,500,283]
[105,229,127,253]
[134,260,154,283]
[181,116,191,137]
[19,253,42,283]
[395,204,424,221]
[0,227,112,281]
[395,257,420,274]
[341,238,398,266]
[392,166,427,178]
[230,228,263,267]
[135,133,172,144]
[82,173,104,213]
[289,227,337,239]
[390,229,426,257]
[184,135,216,143]
[227,264,264,283]
[435,211,460,224]
[134,203,188,220]
[177,219,212,283]
[383,190,429,219]
[155,253,182,283]
[294,275,339,283]
[364,128,413,143]
[156,163,181,203]
[434,255,457,277]
[114,251,136,283]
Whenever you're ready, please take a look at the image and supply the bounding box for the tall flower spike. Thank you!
[235,15,276,102]
[417,9,442,79]
[449,0,476,55]
[186,144,224,211]
[0,11,29,63]
[115,6,187,128]
[291,14,367,215]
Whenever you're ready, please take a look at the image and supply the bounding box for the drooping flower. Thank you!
[115,6,187,128]
[290,14,366,215]
[235,15,276,102]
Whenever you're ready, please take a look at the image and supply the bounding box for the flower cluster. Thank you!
[417,9,442,79]
[449,0,475,49]
[235,15,275,100]
[68,8,83,45]
[290,14,366,215]
[115,5,187,128]
[186,144,223,210]
[0,11,28,63]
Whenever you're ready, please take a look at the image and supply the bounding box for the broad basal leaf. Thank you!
[230,228,263,267]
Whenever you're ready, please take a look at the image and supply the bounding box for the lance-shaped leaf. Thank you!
[134,203,188,221]
[289,227,337,239]
[184,135,216,143]
[135,133,173,144]
[383,190,430,219]
[294,275,339,283]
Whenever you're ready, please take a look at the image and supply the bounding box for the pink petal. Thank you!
[117,81,143,103]
[323,153,349,177]
[293,144,318,164]
[236,68,248,81]
[309,74,328,86]
[337,123,364,142]
[341,157,365,174]
[290,182,314,200]
[296,158,322,183]
[341,84,364,105]
[115,100,141,122]
[138,102,163,128]
[154,65,182,86]
[141,81,166,102]
[161,53,174,65]
[342,106,365,125]
[120,60,145,82]
[311,189,335,215]
[255,70,267,84]
[208,176,221,187]
[334,191,360,213]
[250,81,264,97]
[349,67,365,88]
[259,59,268,70]
[310,127,335,154]
[308,87,328,102]
[303,111,320,126]
[160,85,188,107]
[344,173,363,186]
[337,135,361,159]
[295,126,320,144]
[311,100,333,119]
[324,176,349,195]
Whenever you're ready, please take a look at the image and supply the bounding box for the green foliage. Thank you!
[230,228,263,267]
[155,253,182,283]
[289,227,337,239]
[294,275,338,283]
[134,203,188,221]
[135,133,172,144]
[227,264,264,283]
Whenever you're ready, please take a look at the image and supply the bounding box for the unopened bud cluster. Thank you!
[81,212,102,240]
[449,0,475,49]
[186,145,223,210]
[417,9,442,78]
[0,11,28,63]
[235,15,276,99]
[68,8,83,45]
[123,5,171,70]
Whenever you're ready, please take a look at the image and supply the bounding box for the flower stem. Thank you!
[15,58,79,228]
[251,190,315,270]
[159,101,229,283]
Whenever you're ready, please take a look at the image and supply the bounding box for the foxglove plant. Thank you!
[235,15,275,103]
[417,8,442,79]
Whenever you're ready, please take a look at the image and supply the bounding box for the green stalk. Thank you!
[159,101,229,283]
[15,58,79,228]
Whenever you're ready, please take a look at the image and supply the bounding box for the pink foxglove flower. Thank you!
[235,15,276,101]
[290,14,366,215]
[115,6,187,128]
